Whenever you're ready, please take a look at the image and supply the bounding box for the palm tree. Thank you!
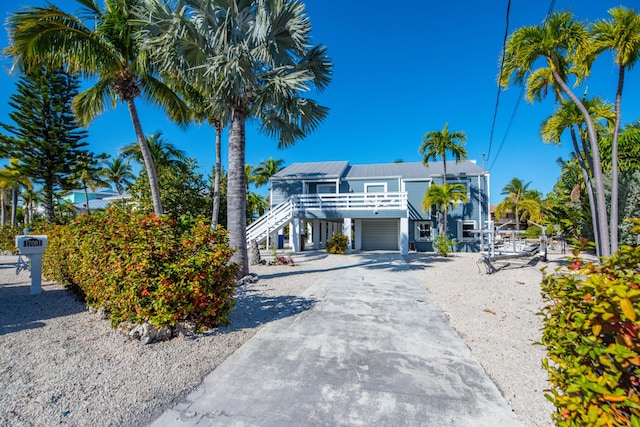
[5,0,189,216]
[422,183,468,236]
[494,178,542,231]
[21,187,42,225]
[501,11,611,256]
[102,155,135,195]
[0,160,33,227]
[541,96,615,255]
[139,0,332,276]
[419,123,467,186]
[120,132,186,175]
[252,158,285,188]
[77,160,109,214]
[590,6,640,253]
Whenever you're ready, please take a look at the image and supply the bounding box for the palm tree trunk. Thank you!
[126,98,163,216]
[570,127,600,257]
[228,105,249,277]
[83,185,91,214]
[610,66,624,254]
[212,120,222,228]
[442,156,447,235]
[1,191,6,226]
[10,186,18,227]
[552,69,610,257]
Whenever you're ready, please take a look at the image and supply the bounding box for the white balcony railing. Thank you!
[291,192,407,211]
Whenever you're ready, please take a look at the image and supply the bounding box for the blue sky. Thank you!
[1,0,639,205]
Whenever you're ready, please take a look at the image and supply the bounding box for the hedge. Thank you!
[541,225,640,426]
[41,207,238,331]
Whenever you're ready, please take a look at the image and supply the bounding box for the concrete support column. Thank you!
[343,218,352,254]
[354,219,362,251]
[313,220,320,250]
[320,221,327,248]
[306,222,313,244]
[291,218,301,252]
[400,217,409,255]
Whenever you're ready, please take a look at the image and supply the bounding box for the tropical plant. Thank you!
[589,6,640,253]
[139,0,332,277]
[246,192,268,225]
[77,157,109,214]
[41,206,238,331]
[541,96,615,255]
[102,154,136,195]
[501,11,612,256]
[601,121,640,172]
[0,160,32,227]
[326,232,349,255]
[494,178,542,231]
[120,131,186,175]
[421,183,468,237]
[130,157,210,218]
[419,123,467,186]
[252,158,285,188]
[5,0,189,216]
[540,230,640,425]
[0,67,95,223]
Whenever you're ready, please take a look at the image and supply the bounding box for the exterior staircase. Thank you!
[246,199,294,246]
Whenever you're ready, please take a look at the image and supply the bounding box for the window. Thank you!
[459,220,476,241]
[415,221,432,241]
[364,182,387,193]
[316,183,336,194]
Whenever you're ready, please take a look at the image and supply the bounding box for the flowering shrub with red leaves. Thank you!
[0,226,22,253]
[41,207,238,330]
[541,221,640,426]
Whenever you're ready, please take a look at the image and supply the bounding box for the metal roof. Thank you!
[271,161,350,180]
[272,160,485,181]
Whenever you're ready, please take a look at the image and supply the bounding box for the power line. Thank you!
[486,0,512,163]
[486,0,557,170]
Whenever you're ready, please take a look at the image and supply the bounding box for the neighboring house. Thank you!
[247,160,490,254]
[66,188,131,212]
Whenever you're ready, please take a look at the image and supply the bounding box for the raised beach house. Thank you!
[247,160,490,254]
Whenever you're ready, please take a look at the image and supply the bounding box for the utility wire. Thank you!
[486,0,557,170]
[486,0,512,163]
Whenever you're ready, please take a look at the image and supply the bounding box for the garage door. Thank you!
[361,219,398,250]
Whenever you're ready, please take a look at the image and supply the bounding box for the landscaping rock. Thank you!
[248,239,261,265]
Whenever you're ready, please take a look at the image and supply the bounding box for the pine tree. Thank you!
[0,66,96,222]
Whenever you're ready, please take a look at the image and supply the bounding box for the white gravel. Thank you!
[0,249,560,426]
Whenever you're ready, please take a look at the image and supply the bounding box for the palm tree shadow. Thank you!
[211,288,317,334]
[0,285,85,335]
[401,252,455,271]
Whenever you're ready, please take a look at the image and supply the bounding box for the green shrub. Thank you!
[433,234,456,257]
[0,226,22,253]
[540,224,640,426]
[41,206,238,331]
[326,232,349,254]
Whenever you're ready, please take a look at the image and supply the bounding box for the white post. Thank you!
[354,219,362,251]
[15,235,48,296]
[343,218,352,254]
[400,217,409,255]
[291,218,301,252]
[320,221,327,248]
[313,220,320,250]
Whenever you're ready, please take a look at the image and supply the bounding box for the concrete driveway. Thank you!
[151,252,521,426]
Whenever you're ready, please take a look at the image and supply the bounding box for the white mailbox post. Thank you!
[15,235,48,295]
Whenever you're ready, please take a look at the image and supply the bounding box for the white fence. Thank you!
[292,192,407,211]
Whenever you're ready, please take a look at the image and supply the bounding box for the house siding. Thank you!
[271,180,304,206]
